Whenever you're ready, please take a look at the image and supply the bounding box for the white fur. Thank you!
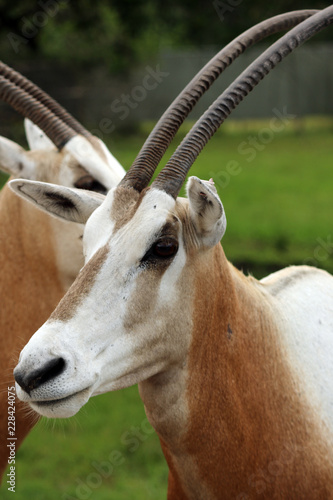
[261,267,333,431]
[24,118,55,151]
[14,188,182,417]
[65,136,125,190]
[0,136,35,178]
[187,176,226,247]
[9,179,105,224]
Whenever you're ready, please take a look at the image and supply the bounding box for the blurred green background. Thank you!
[0,1,332,499]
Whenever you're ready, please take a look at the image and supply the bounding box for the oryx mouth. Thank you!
[30,386,91,409]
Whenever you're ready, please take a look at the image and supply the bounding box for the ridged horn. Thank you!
[0,75,77,150]
[152,6,333,198]
[120,9,318,192]
[0,61,91,139]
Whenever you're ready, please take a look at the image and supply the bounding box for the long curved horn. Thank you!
[0,61,91,139]
[120,9,318,192]
[152,6,333,198]
[0,76,77,150]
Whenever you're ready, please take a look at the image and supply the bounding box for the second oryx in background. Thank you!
[0,62,125,481]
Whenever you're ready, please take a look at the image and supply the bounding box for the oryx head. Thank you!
[12,7,332,417]
[0,118,123,192]
[0,61,124,192]
[0,63,125,286]
[12,168,227,418]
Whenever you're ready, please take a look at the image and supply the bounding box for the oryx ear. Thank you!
[24,118,56,151]
[0,136,35,177]
[9,179,105,224]
[187,176,226,248]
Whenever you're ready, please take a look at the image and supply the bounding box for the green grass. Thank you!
[2,387,168,500]
[1,118,332,499]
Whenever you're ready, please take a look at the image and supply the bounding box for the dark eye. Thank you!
[152,239,178,259]
[74,175,107,194]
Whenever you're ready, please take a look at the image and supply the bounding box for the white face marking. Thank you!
[65,136,124,190]
[158,235,186,304]
[83,188,116,262]
[14,188,190,418]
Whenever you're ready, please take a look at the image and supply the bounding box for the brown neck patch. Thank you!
[164,244,333,498]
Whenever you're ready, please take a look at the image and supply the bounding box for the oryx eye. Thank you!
[140,236,179,267]
[152,239,178,258]
[74,175,107,194]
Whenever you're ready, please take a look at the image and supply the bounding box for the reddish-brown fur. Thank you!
[163,244,333,499]
[0,185,65,481]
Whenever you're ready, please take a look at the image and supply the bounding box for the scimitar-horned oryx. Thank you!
[0,63,125,481]
[0,10,314,481]
[12,8,333,499]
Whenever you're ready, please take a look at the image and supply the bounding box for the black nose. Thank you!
[14,357,66,395]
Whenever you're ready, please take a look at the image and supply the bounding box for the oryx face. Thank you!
[13,177,226,418]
